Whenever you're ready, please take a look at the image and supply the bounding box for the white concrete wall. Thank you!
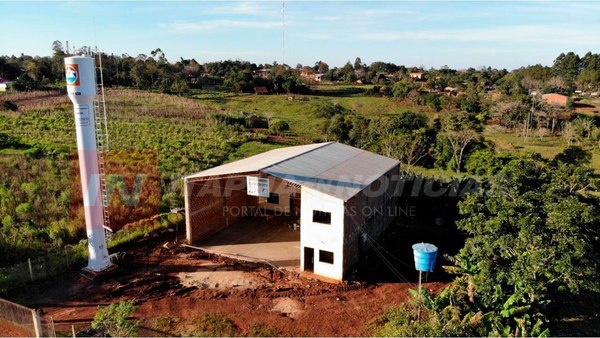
[300,186,344,280]
[184,180,191,243]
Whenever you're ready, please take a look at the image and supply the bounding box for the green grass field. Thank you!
[483,127,567,158]
[191,87,600,177]
[191,89,421,139]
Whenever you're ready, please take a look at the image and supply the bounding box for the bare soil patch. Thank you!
[6,228,448,336]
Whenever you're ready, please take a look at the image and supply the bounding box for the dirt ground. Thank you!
[5,226,450,337]
[0,319,28,337]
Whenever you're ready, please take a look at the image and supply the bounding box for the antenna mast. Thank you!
[281,1,285,65]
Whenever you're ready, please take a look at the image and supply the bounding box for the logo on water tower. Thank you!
[65,64,80,86]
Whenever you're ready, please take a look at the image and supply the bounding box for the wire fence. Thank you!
[0,213,183,295]
[0,297,36,336]
[0,246,87,295]
[40,315,57,337]
[0,297,55,337]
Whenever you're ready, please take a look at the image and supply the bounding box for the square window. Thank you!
[319,250,334,264]
[313,210,331,224]
[267,192,279,204]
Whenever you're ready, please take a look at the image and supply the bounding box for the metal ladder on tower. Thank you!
[93,51,112,232]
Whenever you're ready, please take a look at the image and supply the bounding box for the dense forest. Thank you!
[1,42,600,335]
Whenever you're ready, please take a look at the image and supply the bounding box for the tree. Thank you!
[314,60,329,74]
[553,145,591,166]
[536,127,549,140]
[562,122,576,146]
[465,149,504,177]
[452,158,599,335]
[443,129,478,173]
[389,111,428,132]
[92,300,140,337]
[353,57,365,71]
[576,69,600,91]
[391,80,416,99]
[394,129,431,168]
[553,52,581,84]
[492,100,528,130]
[441,113,479,173]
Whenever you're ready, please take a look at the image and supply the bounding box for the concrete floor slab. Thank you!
[195,216,300,269]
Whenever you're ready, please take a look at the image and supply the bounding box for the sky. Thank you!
[1,1,600,70]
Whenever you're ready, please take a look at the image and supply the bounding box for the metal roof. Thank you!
[184,142,330,180]
[185,142,399,201]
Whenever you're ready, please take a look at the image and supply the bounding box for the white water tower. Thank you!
[65,55,112,272]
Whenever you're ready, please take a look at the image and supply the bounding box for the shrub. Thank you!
[153,316,180,334]
[269,119,290,135]
[1,100,18,111]
[315,102,347,118]
[23,147,43,159]
[249,323,280,337]
[0,133,19,149]
[91,300,140,337]
[193,313,239,337]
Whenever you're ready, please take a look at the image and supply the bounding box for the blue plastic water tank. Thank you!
[412,243,438,272]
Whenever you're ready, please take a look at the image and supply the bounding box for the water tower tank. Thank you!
[65,55,111,272]
[412,243,438,272]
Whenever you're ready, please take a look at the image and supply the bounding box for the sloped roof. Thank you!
[185,142,399,201]
[185,142,329,180]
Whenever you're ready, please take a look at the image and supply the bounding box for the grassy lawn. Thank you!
[226,140,286,162]
[484,126,567,159]
[190,88,423,139]
[406,166,470,180]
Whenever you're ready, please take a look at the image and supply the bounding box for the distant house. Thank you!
[443,86,457,97]
[254,86,270,95]
[0,77,11,92]
[300,71,323,82]
[409,72,424,80]
[255,69,270,78]
[542,93,569,107]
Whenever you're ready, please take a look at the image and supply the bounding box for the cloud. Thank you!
[513,2,600,16]
[363,9,417,17]
[294,33,333,40]
[196,49,277,60]
[357,25,600,46]
[204,2,279,17]
[161,20,282,32]
[314,16,342,22]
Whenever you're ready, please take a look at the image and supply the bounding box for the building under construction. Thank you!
[184,142,399,280]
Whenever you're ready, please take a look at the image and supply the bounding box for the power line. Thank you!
[355,220,417,285]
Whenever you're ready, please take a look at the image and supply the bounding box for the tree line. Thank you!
[2,41,600,95]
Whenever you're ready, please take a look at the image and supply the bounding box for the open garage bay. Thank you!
[194,216,300,269]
